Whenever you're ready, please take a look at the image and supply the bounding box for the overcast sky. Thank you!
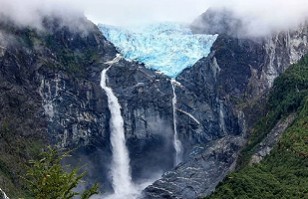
[69,0,210,26]
[1,0,308,36]
[62,0,308,34]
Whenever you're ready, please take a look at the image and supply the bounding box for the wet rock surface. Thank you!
[0,16,177,192]
[142,9,308,199]
[1,8,308,199]
[142,136,245,199]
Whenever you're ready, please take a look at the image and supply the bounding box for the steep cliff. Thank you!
[0,14,181,196]
[142,8,308,198]
[0,16,116,196]
[206,55,308,199]
[1,7,308,199]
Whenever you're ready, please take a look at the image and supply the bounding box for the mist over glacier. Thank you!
[99,23,217,77]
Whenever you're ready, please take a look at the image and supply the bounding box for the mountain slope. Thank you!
[0,16,117,197]
[206,55,308,199]
[1,7,308,199]
[0,14,192,197]
[142,8,308,198]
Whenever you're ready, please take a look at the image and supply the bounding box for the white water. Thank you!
[0,188,9,199]
[176,108,200,125]
[99,55,137,199]
[219,100,227,135]
[171,79,183,165]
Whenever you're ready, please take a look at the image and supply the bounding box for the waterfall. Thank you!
[100,55,136,198]
[219,100,227,135]
[0,188,9,199]
[171,79,183,165]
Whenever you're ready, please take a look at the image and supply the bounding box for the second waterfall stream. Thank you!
[171,79,183,166]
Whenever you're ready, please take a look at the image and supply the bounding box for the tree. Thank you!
[23,147,99,199]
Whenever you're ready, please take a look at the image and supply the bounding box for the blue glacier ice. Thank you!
[99,22,218,77]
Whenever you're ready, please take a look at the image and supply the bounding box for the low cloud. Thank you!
[70,0,210,26]
[1,0,308,37]
[0,0,210,28]
[0,0,83,29]
[78,0,308,36]
[206,0,308,36]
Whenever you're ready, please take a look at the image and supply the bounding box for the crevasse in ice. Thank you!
[99,22,218,77]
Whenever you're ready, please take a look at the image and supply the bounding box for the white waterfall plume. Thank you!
[171,79,183,165]
[176,108,200,125]
[0,188,9,199]
[219,100,227,135]
[100,54,137,198]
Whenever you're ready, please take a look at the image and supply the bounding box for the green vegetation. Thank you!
[0,119,44,198]
[238,56,308,168]
[44,31,100,77]
[206,56,308,198]
[23,147,99,199]
[3,22,100,78]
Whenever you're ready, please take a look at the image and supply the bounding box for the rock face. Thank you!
[191,8,244,37]
[142,9,308,199]
[143,136,245,199]
[0,15,177,193]
[1,8,308,199]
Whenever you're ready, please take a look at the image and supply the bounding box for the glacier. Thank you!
[98,23,218,77]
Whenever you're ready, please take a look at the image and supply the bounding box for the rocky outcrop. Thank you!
[191,8,244,37]
[250,114,296,165]
[143,136,245,199]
